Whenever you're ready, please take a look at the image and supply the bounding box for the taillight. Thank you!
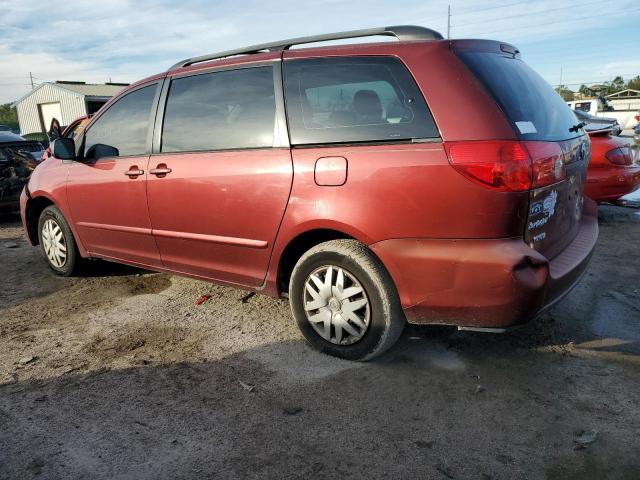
[445,141,565,192]
[524,142,566,189]
[605,146,632,165]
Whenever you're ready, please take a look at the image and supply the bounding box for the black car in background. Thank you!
[0,131,43,214]
[573,109,622,136]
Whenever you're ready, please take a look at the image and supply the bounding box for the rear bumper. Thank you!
[370,199,598,328]
[585,165,640,203]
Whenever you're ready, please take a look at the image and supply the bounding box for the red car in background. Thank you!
[584,126,640,203]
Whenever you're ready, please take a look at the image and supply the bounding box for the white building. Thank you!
[12,81,128,135]
[605,89,640,111]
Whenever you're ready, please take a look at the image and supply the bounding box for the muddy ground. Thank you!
[0,206,639,480]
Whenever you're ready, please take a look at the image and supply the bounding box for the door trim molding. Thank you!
[76,222,151,235]
[76,222,268,248]
[152,229,268,249]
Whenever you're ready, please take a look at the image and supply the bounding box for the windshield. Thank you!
[457,52,582,142]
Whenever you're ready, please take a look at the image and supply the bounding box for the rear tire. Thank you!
[289,239,405,361]
[37,205,80,276]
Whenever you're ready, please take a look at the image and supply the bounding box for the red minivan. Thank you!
[21,26,598,360]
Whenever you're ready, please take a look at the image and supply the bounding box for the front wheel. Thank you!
[37,205,80,276]
[289,239,405,361]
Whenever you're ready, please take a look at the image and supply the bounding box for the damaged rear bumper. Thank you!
[370,199,598,328]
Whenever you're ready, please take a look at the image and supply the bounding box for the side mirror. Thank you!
[51,138,76,160]
[85,143,119,160]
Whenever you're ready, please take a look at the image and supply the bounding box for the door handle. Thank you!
[149,164,172,177]
[125,166,144,178]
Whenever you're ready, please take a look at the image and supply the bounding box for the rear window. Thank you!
[457,52,580,142]
[284,57,438,145]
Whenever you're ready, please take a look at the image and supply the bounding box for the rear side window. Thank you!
[84,84,156,157]
[161,66,275,152]
[284,57,438,145]
[575,102,591,112]
[457,52,580,141]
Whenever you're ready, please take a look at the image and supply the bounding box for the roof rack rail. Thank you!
[169,25,443,70]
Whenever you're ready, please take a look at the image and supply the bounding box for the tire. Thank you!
[37,205,80,276]
[289,239,405,361]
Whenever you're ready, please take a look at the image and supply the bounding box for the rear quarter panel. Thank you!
[266,142,529,293]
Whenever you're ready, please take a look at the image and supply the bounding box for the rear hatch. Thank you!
[455,43,590,259]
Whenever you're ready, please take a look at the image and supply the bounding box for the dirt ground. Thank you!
[0,206,639,480]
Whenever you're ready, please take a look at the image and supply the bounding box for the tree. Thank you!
[578,84,592,97]
[0,103,19,129]
[610,76,625,94]
[555,85,575,101]
[626,76,640,91]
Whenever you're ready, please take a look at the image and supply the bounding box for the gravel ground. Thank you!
[1,206,639,480]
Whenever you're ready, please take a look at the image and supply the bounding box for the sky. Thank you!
[0,0,639,104]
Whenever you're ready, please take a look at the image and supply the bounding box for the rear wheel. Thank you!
[37,205,80,276]
[289,239,405,361]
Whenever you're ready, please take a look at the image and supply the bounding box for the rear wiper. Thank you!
[569,121,587,133]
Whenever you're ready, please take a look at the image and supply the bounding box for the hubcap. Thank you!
[303,265,370,345]
[41,219,67,268]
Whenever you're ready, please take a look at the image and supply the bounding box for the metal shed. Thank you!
[11,81,128,135]
[605,89,640,111]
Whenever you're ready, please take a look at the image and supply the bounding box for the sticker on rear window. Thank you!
[515,121,537,134]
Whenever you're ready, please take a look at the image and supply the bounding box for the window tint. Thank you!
[457,52,581,141]
[284,57,438,145]
[84,85,156,158]
[161,67,275,152]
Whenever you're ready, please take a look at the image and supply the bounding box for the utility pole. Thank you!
[559,67,563,91]
[29,72,35,90]
[447,5,451,39]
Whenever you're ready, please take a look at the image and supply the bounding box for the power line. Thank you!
[555,73,640,80]
[462,9,640,36]
[461,1,530,15]
[527,53,638,65]
[453,0,606,28]
[552,74,640,87]
[542,62,640,74]
[526,47,640,62]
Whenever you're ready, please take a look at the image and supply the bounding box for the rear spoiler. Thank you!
[584,125,614,137]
